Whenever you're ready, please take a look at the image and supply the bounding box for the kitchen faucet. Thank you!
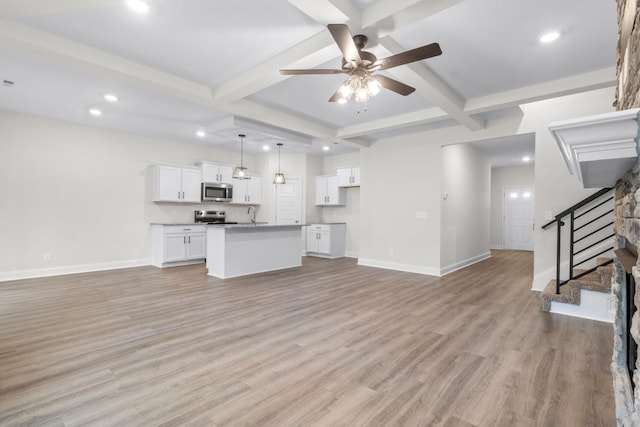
[247,206,256,224]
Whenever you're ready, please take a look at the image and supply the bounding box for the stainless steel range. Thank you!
[194,210,237,224]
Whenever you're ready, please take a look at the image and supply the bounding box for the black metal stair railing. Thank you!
[541,187,615,294]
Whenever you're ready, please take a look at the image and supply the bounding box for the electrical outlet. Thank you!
[388,249,394,257]
[415,211,428,219]
[608,296,616,313]
[43,253,51,262]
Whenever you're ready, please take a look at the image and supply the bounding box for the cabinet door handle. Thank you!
[182,191,185,199]
[188,236,191,243]
[183,236,186,244]
[178,191,181,199]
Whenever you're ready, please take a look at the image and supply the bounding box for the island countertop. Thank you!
[206,224,303,278]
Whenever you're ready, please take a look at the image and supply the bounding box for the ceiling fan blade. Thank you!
[370,43,442,71]
[327,24,361,64]
[375,75,415,96]
[280,69,346,75]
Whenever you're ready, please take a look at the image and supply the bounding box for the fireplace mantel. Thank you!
[549,108,640,188]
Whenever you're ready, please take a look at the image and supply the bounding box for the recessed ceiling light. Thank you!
[104,93,118,103]
[522,156,531,162]
[262,145,270,151]
[126,0,150,14]
[323,146,330,151]
[89,108,102,116]
[539,31,559,43]
[196,130,206,138]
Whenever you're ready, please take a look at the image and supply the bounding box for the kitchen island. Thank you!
[206,224,303,279]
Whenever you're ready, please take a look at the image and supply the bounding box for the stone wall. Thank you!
[612,164,640,426]
[615,0,640,109]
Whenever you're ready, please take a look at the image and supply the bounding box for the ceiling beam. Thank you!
[464,67,617,115]
[286,0,358,25]
[378,35,485,131]
[0,19,211,104]
[337,107,448,138]
[0,0,118,18]
[362,0,465,34]
[227,99,369,149]
[210,31,338,103]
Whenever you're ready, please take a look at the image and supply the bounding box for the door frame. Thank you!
[502,185,535,250]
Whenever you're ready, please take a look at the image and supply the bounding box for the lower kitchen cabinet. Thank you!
[305,223,346,258]
[151,224,206,267]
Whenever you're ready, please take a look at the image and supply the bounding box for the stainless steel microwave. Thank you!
[201,182,233,202]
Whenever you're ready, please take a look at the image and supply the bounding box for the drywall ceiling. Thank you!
[0,0,617,159]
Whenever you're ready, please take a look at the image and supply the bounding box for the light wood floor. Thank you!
[0,251,614,426]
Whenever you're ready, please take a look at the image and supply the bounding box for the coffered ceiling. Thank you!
[0,0,618,158]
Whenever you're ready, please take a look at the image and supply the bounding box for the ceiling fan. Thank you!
[279,24,442,103]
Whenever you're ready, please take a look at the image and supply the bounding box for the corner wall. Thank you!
[440,144,491,273]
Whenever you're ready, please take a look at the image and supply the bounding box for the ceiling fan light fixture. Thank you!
[232,134,251,179]
[364,76,381,96]
[339,76,360,99]
[355,86,370,103]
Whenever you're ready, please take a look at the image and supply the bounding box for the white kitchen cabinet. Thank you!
[315,176,346,206]
[306,223,346,258]
[201,163,233,184]
[151,224,207,267]
[152,165,201,203]
[337,167,360,187]
[231,176,262,204]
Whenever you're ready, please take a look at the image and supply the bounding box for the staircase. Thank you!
[541,258,614,320]
[540,188,615,321]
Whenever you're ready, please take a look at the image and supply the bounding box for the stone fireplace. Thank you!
[612,168,640,425]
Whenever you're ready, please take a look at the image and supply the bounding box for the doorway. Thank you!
[503,186,534,250]
[274,177,302,225]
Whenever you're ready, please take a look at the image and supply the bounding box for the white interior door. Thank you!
[275,177,301,225]
[503,186,534,251]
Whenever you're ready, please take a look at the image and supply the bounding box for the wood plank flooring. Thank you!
[0,250,614,426]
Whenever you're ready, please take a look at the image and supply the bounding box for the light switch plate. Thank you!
[415,211,428,219]
[544,211,553,220]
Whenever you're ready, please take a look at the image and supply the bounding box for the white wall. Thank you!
[490,164,535,249]
[516,87,616,290]
[0,110,261,279]
[440,144,491,272]
[358,133,443,275]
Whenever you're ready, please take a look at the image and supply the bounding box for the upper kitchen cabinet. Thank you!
[200,162,233,184]
[152,165,201,203]
[315,175,346,206]
[337,167,360,187]
[231,176,262,205]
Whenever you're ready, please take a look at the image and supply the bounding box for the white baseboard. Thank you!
[0,258,152,282]
[490,244,503,250]
[440,252,492,276]
[345,251,359,258]
[357,258,440,277]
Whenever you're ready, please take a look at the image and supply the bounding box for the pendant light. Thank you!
[273,143,286,184]
[232,134,250,179]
